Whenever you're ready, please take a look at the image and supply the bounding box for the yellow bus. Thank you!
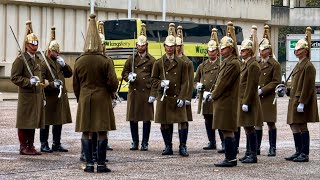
[102,19,244,98]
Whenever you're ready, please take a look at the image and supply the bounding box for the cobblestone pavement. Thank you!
[0,97,319,180]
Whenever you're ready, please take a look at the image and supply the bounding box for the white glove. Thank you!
[177,99,184,108]
[196,82,204,91]
[242,104,249,112]
[161,80,170,88]
[56,56,66,67]
[30,76,40,85]
[128,72,137,82]
[185,100,191,106]
[258,89,263,96]
[112,99,117,108]
[297,103,304,112]
[148,96,156,103]
[203,91,212,102]
[53,79,63,88]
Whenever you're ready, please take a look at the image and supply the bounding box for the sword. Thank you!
[38,47,63,98]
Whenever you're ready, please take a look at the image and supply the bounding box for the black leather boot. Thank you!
[97,139,111,173]
[141,122,151,151]
[52,125,68,152]
[268,129,277,156]
[256,129,262,155]
[130,121,139,150]
[214,137,237,167]
[80,140,86,162]
[82,139,94,173]
[239,135,250,162]
[106,138,113,151]
[161,127,173,155]
[293,131,309,162]
[179,128,189,157]
[92,132,98,162]
[203,118,216,150]
[234,127,240,154]
[217,129,225,153]
[40,125,53,153]
[242,132,257,163]
[285,133,302,161]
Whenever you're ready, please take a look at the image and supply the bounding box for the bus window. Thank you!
[103,20,137,40]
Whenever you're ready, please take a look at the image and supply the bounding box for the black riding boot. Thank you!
[268,129,277,156]
[82,139,94,173]
[255,129,262,155]
[214,137,237,167]
[179,128,189,157]
[217,129,225,153]
[130,121,139,150]
[52,125,68,152]
[161,126,173,155]
[239,134,250,162]
[285,133,302,161]
[242,132,258,163]
[203,118,216,150]
[234,127,240,154]
[92,132,98,162]
[293,131,309,162]
[141,121,151,151]
[97,139,111,173]
[40,125,53,153]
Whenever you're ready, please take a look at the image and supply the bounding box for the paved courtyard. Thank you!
[0,95,319,180]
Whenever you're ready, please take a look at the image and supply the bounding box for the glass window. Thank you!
[103,20,137,40]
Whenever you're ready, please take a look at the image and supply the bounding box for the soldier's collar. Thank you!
[26,51,35,60]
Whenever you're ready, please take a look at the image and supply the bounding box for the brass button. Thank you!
[134,88,136,90]
[143,77,145,80]
[166,72,168,74]
[204,80,206,82]
[264,73,266,75]
[174,84,177,86]
[174,72,176,75]
[210,80,212,82]
[174,95,177,97]
[143,67,146,69]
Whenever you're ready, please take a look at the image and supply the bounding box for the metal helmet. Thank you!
[175,25,183,46]
[295,27,312,58]
[259,25,272,52]
[83,14,103,53]
[164,23,176,46]
[23,20,39,52]
[137,23,147,46]
[47,26,60,53]
[207,28,219,51]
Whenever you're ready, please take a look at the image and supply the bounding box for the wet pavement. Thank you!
[0,96,319,180]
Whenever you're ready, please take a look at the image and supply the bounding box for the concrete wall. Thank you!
[0,0,273,81]
[289,8,320,26]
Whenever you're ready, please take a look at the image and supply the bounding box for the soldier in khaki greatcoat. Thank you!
[175,25,193,155]
[11,21,49,155]
[283,27,319,162]
[73,14,118,173]
[122,23,156,151]
[237,33,263,164]
[255,25,282,157]
[212,22,240,167]
[194,28,224,151]
[151,23,189,156]
[40,27,72,153]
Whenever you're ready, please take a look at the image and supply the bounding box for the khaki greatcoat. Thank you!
[212,55,240,131]
[41,57,73,125]
[11,52,45,129]
[287,58,319,124]
[73,52,118,132]
[122,52,156,121]
[151,54,188,124]
[181,55,194,121]
[238,57,263,127]
[194,58,220,115]
[258,57,282,122]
